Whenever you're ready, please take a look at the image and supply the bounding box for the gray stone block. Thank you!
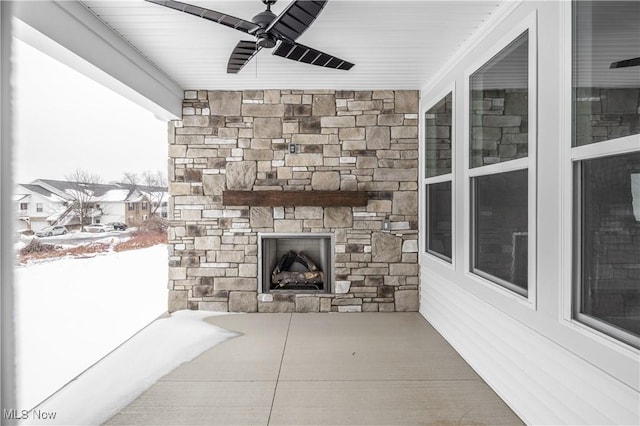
[214,278,257,291]
[299,116,322,134]
[339,127,365,140]
[362,303,379,312]
[226,161,256,190]
[395,289,418,312]
[372,232,402,262]
[311,171,340,190]
[294,206,323,219]
[254,117,282,138]
[395,91,419,113]
[229,291,258,312]
[483,115,522,128]
[605,89,639,114]
[295,296,320,313]
[325,207,353,228]
[313,94,336,116]
[193,285,215,298]
[242,103,285,117]
[389,263,419,276]
[285,153,323,166]
[321,116,355,128]
[168,290,188,312]
[391,126,418,139]
[472,126,502,140]
[366,126,390,149]
[504,92,528,116]
[202,174,225,195]
[250,207,273,228]
[378,114,404,126]
[274,220,303,233]
[208,91,241,116]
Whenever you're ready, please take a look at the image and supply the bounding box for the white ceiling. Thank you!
[81,0,504,91]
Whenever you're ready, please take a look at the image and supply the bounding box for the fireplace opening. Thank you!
[259,233,334,293]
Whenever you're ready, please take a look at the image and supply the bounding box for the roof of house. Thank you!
[20,179,168,204]
[20,183,55,197]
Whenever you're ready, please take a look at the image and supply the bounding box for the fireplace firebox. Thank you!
[259,233,334,294]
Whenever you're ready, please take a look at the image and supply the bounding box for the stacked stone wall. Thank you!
[168,90,419,313]
[470,88,529,167]
[575,88,640,146]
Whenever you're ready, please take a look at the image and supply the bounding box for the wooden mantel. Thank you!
[223,190,369,207]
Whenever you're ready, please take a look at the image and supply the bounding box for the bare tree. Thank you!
[65,169,102,228]
[141,170,168,216]
[122,171,139,187]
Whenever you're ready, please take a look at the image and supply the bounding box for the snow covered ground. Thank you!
[28,311,236,425]
[14,244,169,410]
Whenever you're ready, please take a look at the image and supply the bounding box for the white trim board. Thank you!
[12,1,182,121]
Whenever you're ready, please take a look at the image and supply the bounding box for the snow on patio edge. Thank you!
[28,311,239,426]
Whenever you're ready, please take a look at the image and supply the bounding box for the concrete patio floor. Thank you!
[106,313,523,425]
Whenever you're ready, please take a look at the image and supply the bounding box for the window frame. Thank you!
[421,83,456,268]
[463,12,538,308]
[560,0,640,350]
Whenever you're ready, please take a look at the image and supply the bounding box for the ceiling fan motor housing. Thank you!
[252,9,278,48]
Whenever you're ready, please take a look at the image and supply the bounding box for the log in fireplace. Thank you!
[259,233,334,293]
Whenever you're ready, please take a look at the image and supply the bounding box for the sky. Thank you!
[12,39,168,185]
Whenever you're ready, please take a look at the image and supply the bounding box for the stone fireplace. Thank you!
[259,233,334,294]
[167,89,419,313]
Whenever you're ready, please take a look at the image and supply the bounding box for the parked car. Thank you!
[84,223,112,233]
[107,222,128,231]
[35,225,68,237]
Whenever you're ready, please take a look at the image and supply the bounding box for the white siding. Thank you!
[419,1,639,423]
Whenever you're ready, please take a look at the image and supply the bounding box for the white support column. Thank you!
[1,0,17,421]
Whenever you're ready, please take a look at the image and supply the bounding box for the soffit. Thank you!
[82,0,504,91]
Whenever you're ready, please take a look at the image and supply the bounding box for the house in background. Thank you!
[14,183,70,232]
[14,179,168,231]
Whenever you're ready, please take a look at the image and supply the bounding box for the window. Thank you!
[473,170,528,295]
[572,2,640,147]
[470,32,529,168]
[469,30,533,297]
[142,202,148,210]
[20,203,28,211]
[572,1,640,347]
[576,154,640,344]
[424,92,454,261]
[127,202,135,211]
[36,203,43,213]
[142,214,148,221]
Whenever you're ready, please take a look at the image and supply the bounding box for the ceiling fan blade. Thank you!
[272,41,354,70]
[227,40,262,74]
[609,57,640,69]
[145,0,260,35]
[267,0,328,42]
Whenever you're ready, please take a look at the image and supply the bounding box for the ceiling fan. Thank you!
[145,0,355,74]
[609,57,640,69]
